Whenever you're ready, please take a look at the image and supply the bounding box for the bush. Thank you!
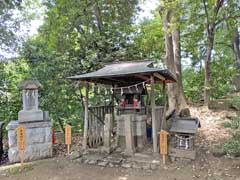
[223,133,240,157]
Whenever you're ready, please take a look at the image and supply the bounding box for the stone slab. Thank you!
[20,121,52,128]
[118,136,146,150]
[18,110,44,122]
[124,114,135,156]
[6,120,52,130]
[117,114,147,136]
[103,114,112,151]
[6,121,19,130]
[8,143,52,163]
[8,126,52,148]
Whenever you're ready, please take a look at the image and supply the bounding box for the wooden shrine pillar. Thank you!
[83,82,89,150]
[150,75,158,153]
[162,81,167,130]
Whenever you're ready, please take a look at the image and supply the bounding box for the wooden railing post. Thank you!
[151,75,158,153]
[83,82,89,150]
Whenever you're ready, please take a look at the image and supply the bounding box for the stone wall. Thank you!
[7,120,52,163]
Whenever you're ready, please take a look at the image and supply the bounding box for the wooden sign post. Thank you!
[159,130,168,165]
[17,125,26,168]
[65,125,72,155]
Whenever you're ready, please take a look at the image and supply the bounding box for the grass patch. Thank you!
[223,133,240,157]
[232,96,240,110]
[2,163,34,176]
[222,116,240,129]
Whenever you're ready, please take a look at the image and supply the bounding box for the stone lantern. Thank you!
[18,79,45,122]
[7,79,52,163]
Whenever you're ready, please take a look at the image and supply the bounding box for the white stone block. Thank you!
[18,110,43,122]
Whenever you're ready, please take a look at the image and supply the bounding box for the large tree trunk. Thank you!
[172,27,188,110]
[232,27,240,70]
[204,35,214,105]
[160,4,188,113]
[162,8,177,113]
[202,0,223,106]
[232,27,240,91]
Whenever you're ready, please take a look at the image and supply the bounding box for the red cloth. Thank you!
[52,128,56,144]
[133,99,138,107]
[122,100,126,108]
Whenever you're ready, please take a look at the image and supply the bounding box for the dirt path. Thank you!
[0,154,240,180]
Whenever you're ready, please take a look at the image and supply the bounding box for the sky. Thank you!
[137,0,159,22]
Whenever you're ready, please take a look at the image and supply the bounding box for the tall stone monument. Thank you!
[7,79,52,163]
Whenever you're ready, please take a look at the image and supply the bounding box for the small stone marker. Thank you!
[159,130,168,165]
[65,125,72,155]
[17,125,26,168]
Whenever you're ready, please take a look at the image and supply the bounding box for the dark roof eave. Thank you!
[67,69,177,83]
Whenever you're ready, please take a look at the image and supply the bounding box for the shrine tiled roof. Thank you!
[68,60,176,85]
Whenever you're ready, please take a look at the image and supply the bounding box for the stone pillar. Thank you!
[34,90,38,110]
[103,114,112,153]
[124,114,135,156]
[22,90,26,111]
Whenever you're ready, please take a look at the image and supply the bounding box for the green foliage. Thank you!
[133,17,165,59]
[223,116,240,129]
[232,96,240,109]
[182,68,204,101]
[0,0,42,58]
[183,56,237,101]
[210,58,237,99]
[223,133,240,157]
[0,59,29,136]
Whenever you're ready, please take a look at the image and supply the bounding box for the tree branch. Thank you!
[202,0,210,35]
[215,15,240,26]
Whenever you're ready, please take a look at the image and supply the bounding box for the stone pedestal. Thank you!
[18,110,44,123]
[6,79,52,163]
[117,114,147,151]
[7,119,52,163]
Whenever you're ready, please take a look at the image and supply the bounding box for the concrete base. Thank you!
[8,143,52,163]
[7,120,52,163]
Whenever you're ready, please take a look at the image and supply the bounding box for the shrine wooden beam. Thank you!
[102,77,127,84]
[162,81,167,130]
[133,74,150,81]
[153,72,165,81]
